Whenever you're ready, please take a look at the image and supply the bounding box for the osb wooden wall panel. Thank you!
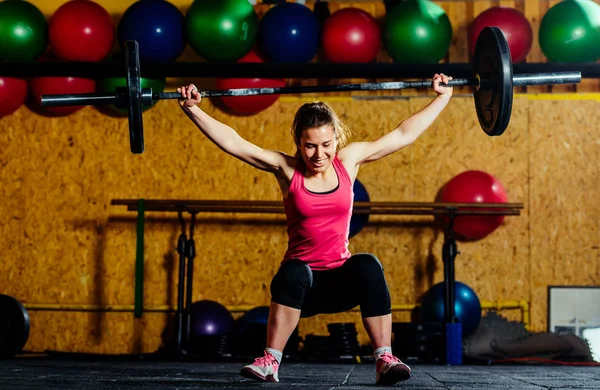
[1,0,598,353]
[3,93,597,353]
[528,99,600,331]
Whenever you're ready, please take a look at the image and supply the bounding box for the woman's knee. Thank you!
[270,259,313,307]
[348,254,391,317]
[348,253,385,275]
[273,259,313,285]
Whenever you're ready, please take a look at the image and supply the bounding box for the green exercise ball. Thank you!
[383,0,452,63]
[539,0,600,63]
[98,77,166,116]
[0,0,47,61]
[186,0,258,62]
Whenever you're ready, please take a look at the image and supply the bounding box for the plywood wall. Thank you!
[0,0,598,353]
[1,91,599,353]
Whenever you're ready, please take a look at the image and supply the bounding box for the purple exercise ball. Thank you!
[191,300,234,336]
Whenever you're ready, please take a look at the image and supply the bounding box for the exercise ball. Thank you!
[239,306,269,328]
[49,0,114,62]
[30,77,96,116]
[322,8,381,63]
[98,76,165,115]
[469,7,533,63]
[258,2,319,63]
[0,0,47,61]
[186,0,257,62]
[235,306,269,356]
[191,300,234,336]
[539,0,600,63]
[0,295,30,358]
[439,170,508,240]
[420,281,482,337]
[0,77,28,118]
[215,50,285,116]
[118,0,185,63]
[350,179,370,238]
[383,0,452,63]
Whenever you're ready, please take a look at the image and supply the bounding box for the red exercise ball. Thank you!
[322,8,380,63]
[215,51,285,116]
[30,77,96,116]
[469,7,532,63]
[49,0,114,62]
[439,170,508,240]
[0,77,28,118]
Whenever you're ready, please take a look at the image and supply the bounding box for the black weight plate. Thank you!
[327,323,357,331]
[473,26,513,136]
[329,327,358,332]
[125,40,144,154]
[0,294,30,358]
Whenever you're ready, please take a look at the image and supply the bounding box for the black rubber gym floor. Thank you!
[1,357,599,389]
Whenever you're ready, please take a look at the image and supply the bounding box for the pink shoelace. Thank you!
[254,352,277,367]
[378,352,401,364]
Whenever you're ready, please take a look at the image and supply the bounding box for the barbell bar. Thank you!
[41,26,581,154]
[40,72,580,104]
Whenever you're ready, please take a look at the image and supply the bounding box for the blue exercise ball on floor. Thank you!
[257,2,319,62]
[240,306,270,325]
[350,179,370,238]
[236,306,270,334]
[118,0,186,62]
[191,300,234,336]
[420,281,482,337]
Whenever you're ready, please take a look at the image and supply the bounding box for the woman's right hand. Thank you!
[177,84,202,108]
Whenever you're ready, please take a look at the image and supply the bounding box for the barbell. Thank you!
[41,27,581,155]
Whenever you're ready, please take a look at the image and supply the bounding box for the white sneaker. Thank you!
[240,351,280,382]
[375,352,411,385]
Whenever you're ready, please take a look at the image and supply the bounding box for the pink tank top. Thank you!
[282,155,353,270]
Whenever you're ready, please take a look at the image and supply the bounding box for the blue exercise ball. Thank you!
[191,300,234,336]
[236,306,269,334]
[257,2,319,62]
[118,0,186,62]
[420,281,482,337]
[240,306,270,325]
[350,179,370,238]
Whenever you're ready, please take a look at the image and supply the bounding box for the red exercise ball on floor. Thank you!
[49,0,114,61]
[439,170,508,240]
[30,77,96,116]
[0,77,28,117]
[468,7,532,63]
[215,51,286,116]
[322,7,380,63]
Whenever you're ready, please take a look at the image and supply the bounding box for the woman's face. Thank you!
[299,124,337,174]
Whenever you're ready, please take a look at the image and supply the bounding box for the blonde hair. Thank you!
[290,102,351,158]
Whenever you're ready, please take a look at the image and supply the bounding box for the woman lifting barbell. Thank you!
[176,73,453,385]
